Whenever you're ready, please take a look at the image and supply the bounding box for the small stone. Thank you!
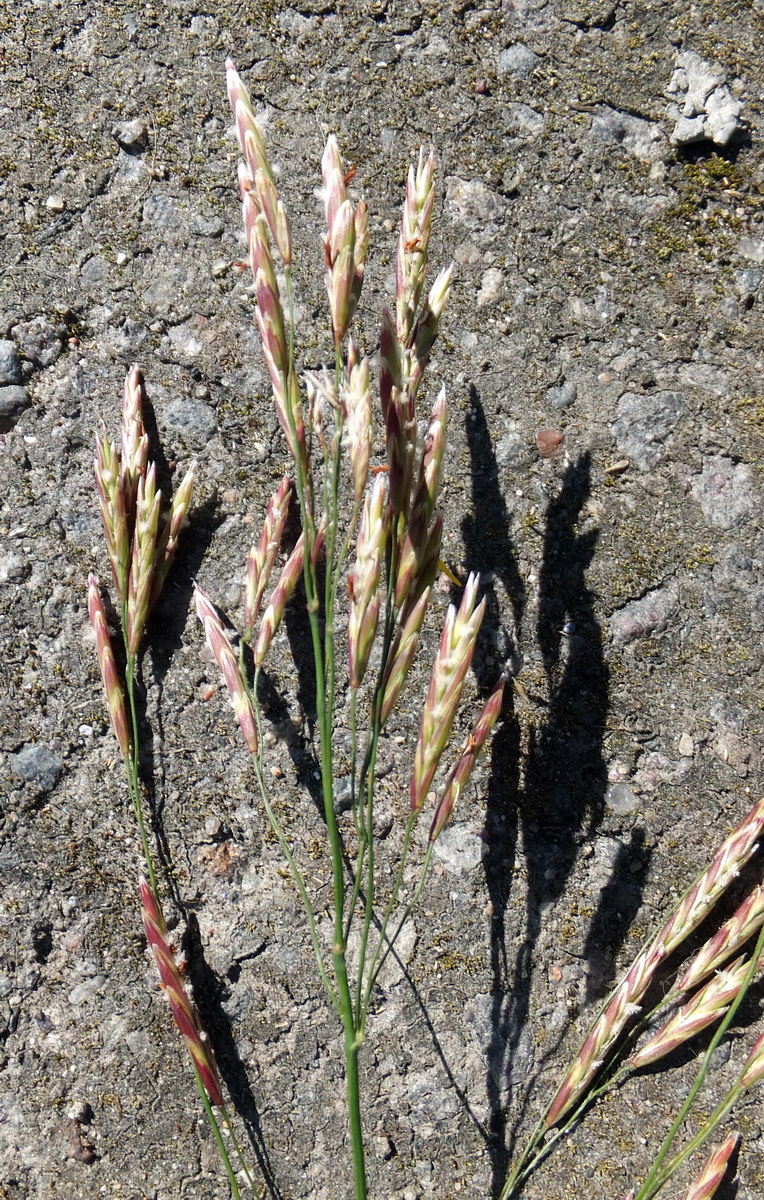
[678,732,694,757]
[496,43,539,78]
[590,106,668,161]
[115,251,131,266]
[495,426,530,470]
[445,178,506,229]
[432,825,483,872]
[68,976,105,1006]
[606,782,639,815]
[666,51,744,147]
[505,101,545,138]
[547,380,577,409]
[192,214,225,238]
[633,751,692,788]
[163,397,216,443]
[476,267,503,306]
[334,776,353,813]
[0,552,28,583]
[0,385,30,424]
[670,114,706,145]
[610,390,687,472]
[10,744,64,792]
[610,581,679,645]
[691,456,757,531]
[711,732,752,775]
[737,237,764,264]
[709,694,746,734]
[11,316,65,368]
[0,340,21,385]
[535,428,564,458]
[112,118,149,152]
[45,194,65,213]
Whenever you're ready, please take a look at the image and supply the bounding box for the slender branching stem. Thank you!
[635,919,764,1200]
[122,624,157,895]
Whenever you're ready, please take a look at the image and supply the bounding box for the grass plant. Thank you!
[86,60,764,1200]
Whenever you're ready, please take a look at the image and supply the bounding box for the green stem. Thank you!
[191,1070,243,1200]
[344,1033,367,1200]
[281,272,367,1197]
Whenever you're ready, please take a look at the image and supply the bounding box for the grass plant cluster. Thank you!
[86,61,764,1200]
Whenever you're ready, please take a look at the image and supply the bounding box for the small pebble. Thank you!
[546,380,577,410]
[0,340,21,385]
[10,744,63,792]
[691,456,757,530]
[477,267,503,307]
[605,782,640,815]
[112,118,149,151]
[536,428,564,458]
[0,386,30,426]
[45,194,65,213]
[610,581,679,645]
[496,43,539,78]
[678,732,694,757]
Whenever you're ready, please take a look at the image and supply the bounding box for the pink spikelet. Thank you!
[252,527,324,669]
[140,876,224,1107]
[348,475,387,689]
[226,58,291,263]
[94,431,130,602]
[380,587,431,727]
[87,574,130,759]
[150,461,196,610]
[245,476,292,635]
[429,676,505,840]
[630,954,756,1070]
[195,586,258,754]
[321,135,368,348]
[126,464,161,655]
[679,1132,739,1200]
[741,1028,764,1088]
[678,881,764,995]
[410,574,485,812]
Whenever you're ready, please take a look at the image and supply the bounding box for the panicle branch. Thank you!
[630,954,758,1070]
[545,795,764,1127]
